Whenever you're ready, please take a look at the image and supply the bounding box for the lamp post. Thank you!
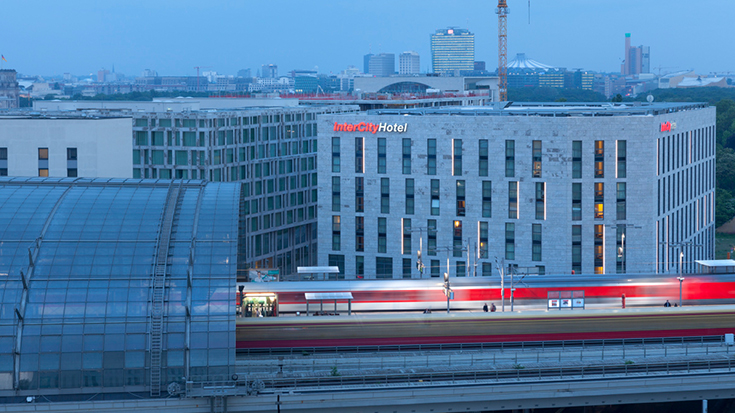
[678,251,685,307]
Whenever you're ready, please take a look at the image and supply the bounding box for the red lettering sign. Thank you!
[660,121,671,132]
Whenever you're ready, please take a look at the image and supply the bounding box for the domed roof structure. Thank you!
[507,53,555,71]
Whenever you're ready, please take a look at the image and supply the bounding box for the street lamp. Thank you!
[678,251,685,307]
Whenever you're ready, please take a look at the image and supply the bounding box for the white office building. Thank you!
[399,51,421,75]
[0,115,132,178]
[317,102,716,278]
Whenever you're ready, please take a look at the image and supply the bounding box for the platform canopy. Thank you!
[695,260,735,274]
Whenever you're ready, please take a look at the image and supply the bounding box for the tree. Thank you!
[611,94,623,102]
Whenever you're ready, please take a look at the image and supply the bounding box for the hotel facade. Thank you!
[317,102,716,279]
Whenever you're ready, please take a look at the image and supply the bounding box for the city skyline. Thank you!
[1,0,733,77]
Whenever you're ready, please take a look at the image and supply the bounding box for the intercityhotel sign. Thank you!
[333,122,408,133]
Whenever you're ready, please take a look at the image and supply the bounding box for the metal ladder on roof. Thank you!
[150,182,183,397]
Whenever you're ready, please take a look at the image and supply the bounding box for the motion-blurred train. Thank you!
[238,273,735,315]
[237,306,735,349]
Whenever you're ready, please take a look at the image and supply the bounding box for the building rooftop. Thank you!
[367,101,709,117]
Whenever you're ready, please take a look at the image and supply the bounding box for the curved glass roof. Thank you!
[0,177,239,400]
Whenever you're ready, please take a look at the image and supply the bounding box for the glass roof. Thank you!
[0,177,240,397]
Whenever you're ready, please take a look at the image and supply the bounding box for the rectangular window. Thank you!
[479,140,489,177]
[175,151,188,165]
[378,217,387,253]
[380,178,390,214]
[427,139,437,175]
[532,140,542,178]
[405,179,414,215]
[453,220,463,257]
[594,183,604,219]
[535,182,545,220]
[594,224,604,274]
[403,258,412,279]
[572,225,582,274]
[38,147,48,160]
[456,180,465,216]
[355,137,364,173]
[39,168,49,177]
[0,168,7,176]
[328,255,345,278]
[376,257,393,279]
[508,181,518,219]
[482,181,492,218]
[617,140,627,178]
[482,262,492,277]
[456,261,466,277]
[332,216,341,251]
[505,140,515,177]
[430,259,440,278]
[452,139,462,176]
[428,219,437,256]
[355,177,364,213]
[572,141,582,179]
[332,177,340,212]
[594,140,604,178]
[402,138,411,174]
[67,147,77,161]
[332,137,340,172]
[617,182,626,220]
[505,223,515,260]
[532,224,542,261]
[479,222,489,259]
[430,179,440,216]
[377,138,386,174]
[402,218,411,255]
[356,256,365,278]
[67,168,77,177]
[0,147,6,160]
[572,183,582,221]
[355,216,364,252]
[135,131,148,146]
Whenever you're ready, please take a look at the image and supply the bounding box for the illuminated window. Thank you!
[594,140,604,178]
[332,216,341,251]
[38,147,49,160]
[38,168,49,177]
[532,140,542,178]
[594,224,604,274]
[594,183,604,219]
[456,180,465,216]
[453,220,463,257]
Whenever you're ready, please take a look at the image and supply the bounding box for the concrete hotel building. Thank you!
[431,28,475,75]
[318,102,716,279]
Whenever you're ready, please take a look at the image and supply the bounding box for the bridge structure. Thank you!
[5,336,735,412]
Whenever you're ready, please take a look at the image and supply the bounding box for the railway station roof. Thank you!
[0,177,240,401]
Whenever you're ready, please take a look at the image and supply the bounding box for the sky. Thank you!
[1,0,733,78]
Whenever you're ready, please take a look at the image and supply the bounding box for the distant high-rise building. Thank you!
[141,69,158,77]
[474,61,486,71]
[431,27,475,75]
[237,68,252,78]
[367,53,395,77]
[363,54,373,74]
[261,64,278,79]
[399,51,420,75]
[0,69,20,109]
[621,33,650,75]
[97,68,110,83]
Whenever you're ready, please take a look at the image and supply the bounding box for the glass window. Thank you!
[402,138,411,174]
[38,147,48,160]
[427,139,436,175]
[452,139,462,176]
[67,147,77,161]
[378,138,386,174]
[479,140,488,177]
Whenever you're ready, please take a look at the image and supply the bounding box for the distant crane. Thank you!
[496,0,509,102]
[496,0,531,102]
[194,66,212,92]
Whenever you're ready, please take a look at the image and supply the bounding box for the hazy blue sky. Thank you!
[1,0,732,77]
